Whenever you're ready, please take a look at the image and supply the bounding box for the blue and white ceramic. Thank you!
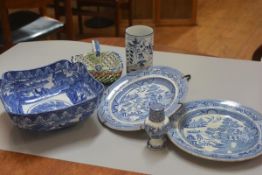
[144,103,171,150]
[125,25,153,73]
[167,100,262,161]
[98,66,188,131]
[0,60,104,131]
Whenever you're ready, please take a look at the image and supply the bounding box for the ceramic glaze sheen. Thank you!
[125,25,154,73]
[98,66,188,131]
[0,60,104,131]
[168,100,262,161]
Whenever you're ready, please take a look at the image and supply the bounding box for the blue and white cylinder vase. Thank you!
[125,25,154,73]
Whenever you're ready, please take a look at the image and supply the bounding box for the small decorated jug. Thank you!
[144,103,170,150]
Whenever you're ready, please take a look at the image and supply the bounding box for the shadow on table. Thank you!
[100,124,147,141]
[167,141,262,172]
[0,112,101,153]
[105,125,170,163]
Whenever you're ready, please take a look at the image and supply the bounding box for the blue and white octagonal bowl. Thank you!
[167,100,262,161]
[0,60,104,131]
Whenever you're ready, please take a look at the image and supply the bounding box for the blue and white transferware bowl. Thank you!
[98,66,188,131]
[0,60,104,131]
[167,100,262,161]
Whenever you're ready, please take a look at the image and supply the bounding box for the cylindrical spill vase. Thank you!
[125,25,154,73]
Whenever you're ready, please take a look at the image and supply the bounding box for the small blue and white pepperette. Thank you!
[144,103,171,150]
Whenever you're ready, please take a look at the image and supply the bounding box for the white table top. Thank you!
[0,40,262,175]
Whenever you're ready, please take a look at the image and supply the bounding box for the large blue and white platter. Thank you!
[167,100,262,161]
[98,66,188,131]
[0,60,104,131]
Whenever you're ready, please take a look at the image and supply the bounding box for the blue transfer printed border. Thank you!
[167,99,262,161]
[98,66,188,131]
[0,60,104,131]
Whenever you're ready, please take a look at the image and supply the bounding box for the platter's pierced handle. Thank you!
[92,40,101,57]
[183,74,191,82]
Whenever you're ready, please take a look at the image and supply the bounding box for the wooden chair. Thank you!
[54,0,132,36]
[0,0,64,52]
[77,0,132,36]
[252,44,262,61]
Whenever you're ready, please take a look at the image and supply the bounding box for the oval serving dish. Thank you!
[0,60,104,131]
[72,51,123,84]
[167,99,262,161]
[97,66,188,131]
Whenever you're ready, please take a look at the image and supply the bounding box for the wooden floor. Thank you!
[154,0,262,60]
[52,0,262,60]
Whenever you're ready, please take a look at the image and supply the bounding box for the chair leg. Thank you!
[128,0,133,26]
[78,14,84,34]
[0,0,12,48]
[54,0,61,20]
[115,3,121,36]
[252,45,262,61]
[77,1,84,34]
[39,7,47,16]
[54,0,61,39]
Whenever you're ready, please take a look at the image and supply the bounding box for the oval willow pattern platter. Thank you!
[167,100,262,161]
[97,66,188,131]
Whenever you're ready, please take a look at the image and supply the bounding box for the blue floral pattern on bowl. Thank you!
[167,100,262,161]
[98,66,188,131]
[0,60,104,131]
